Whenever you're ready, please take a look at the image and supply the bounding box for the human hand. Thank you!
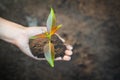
[25,27,73,61]
[0,18,73,61]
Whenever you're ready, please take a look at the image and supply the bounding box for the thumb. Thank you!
[26,26,47,38]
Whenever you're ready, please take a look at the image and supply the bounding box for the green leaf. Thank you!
[44,41,55,67]
[46,8,56,33]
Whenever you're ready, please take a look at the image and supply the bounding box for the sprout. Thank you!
[30,8,62,67]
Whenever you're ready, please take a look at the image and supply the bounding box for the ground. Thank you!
[0,0,120,80]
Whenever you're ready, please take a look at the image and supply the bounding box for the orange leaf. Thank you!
[30,33,47,39]
[50,25,62,36]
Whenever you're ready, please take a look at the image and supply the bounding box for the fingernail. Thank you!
[66,45,73,50]
[65,50,73,55]
[63,56,71,61]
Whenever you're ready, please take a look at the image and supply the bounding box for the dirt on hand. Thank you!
[29,34,66,58]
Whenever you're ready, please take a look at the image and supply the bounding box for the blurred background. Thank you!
[0,0,120,80]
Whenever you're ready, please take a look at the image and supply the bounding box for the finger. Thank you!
[65,44,73,50]
[55,57,62,61]
[55,34,73,50]
[33,57,46,60]
[65,50,73,56]
[55,33,65,42]
[63,55,71,61]
[26,26,47,37]
[54,50,72,61]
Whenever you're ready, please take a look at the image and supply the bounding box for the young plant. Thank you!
[30,8,62,67]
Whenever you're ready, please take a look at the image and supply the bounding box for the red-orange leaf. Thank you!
[50,25,62,36]
[30,33,47,39]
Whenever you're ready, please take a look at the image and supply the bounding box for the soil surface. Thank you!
[29,34,66,58]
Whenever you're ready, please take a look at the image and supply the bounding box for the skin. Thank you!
[0,17,73,61]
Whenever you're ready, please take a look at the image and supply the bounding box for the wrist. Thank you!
[0,17,27,44]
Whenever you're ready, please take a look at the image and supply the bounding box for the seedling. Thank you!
[30,8,62,67]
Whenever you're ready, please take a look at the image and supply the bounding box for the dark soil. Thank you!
[29,34,66,58]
